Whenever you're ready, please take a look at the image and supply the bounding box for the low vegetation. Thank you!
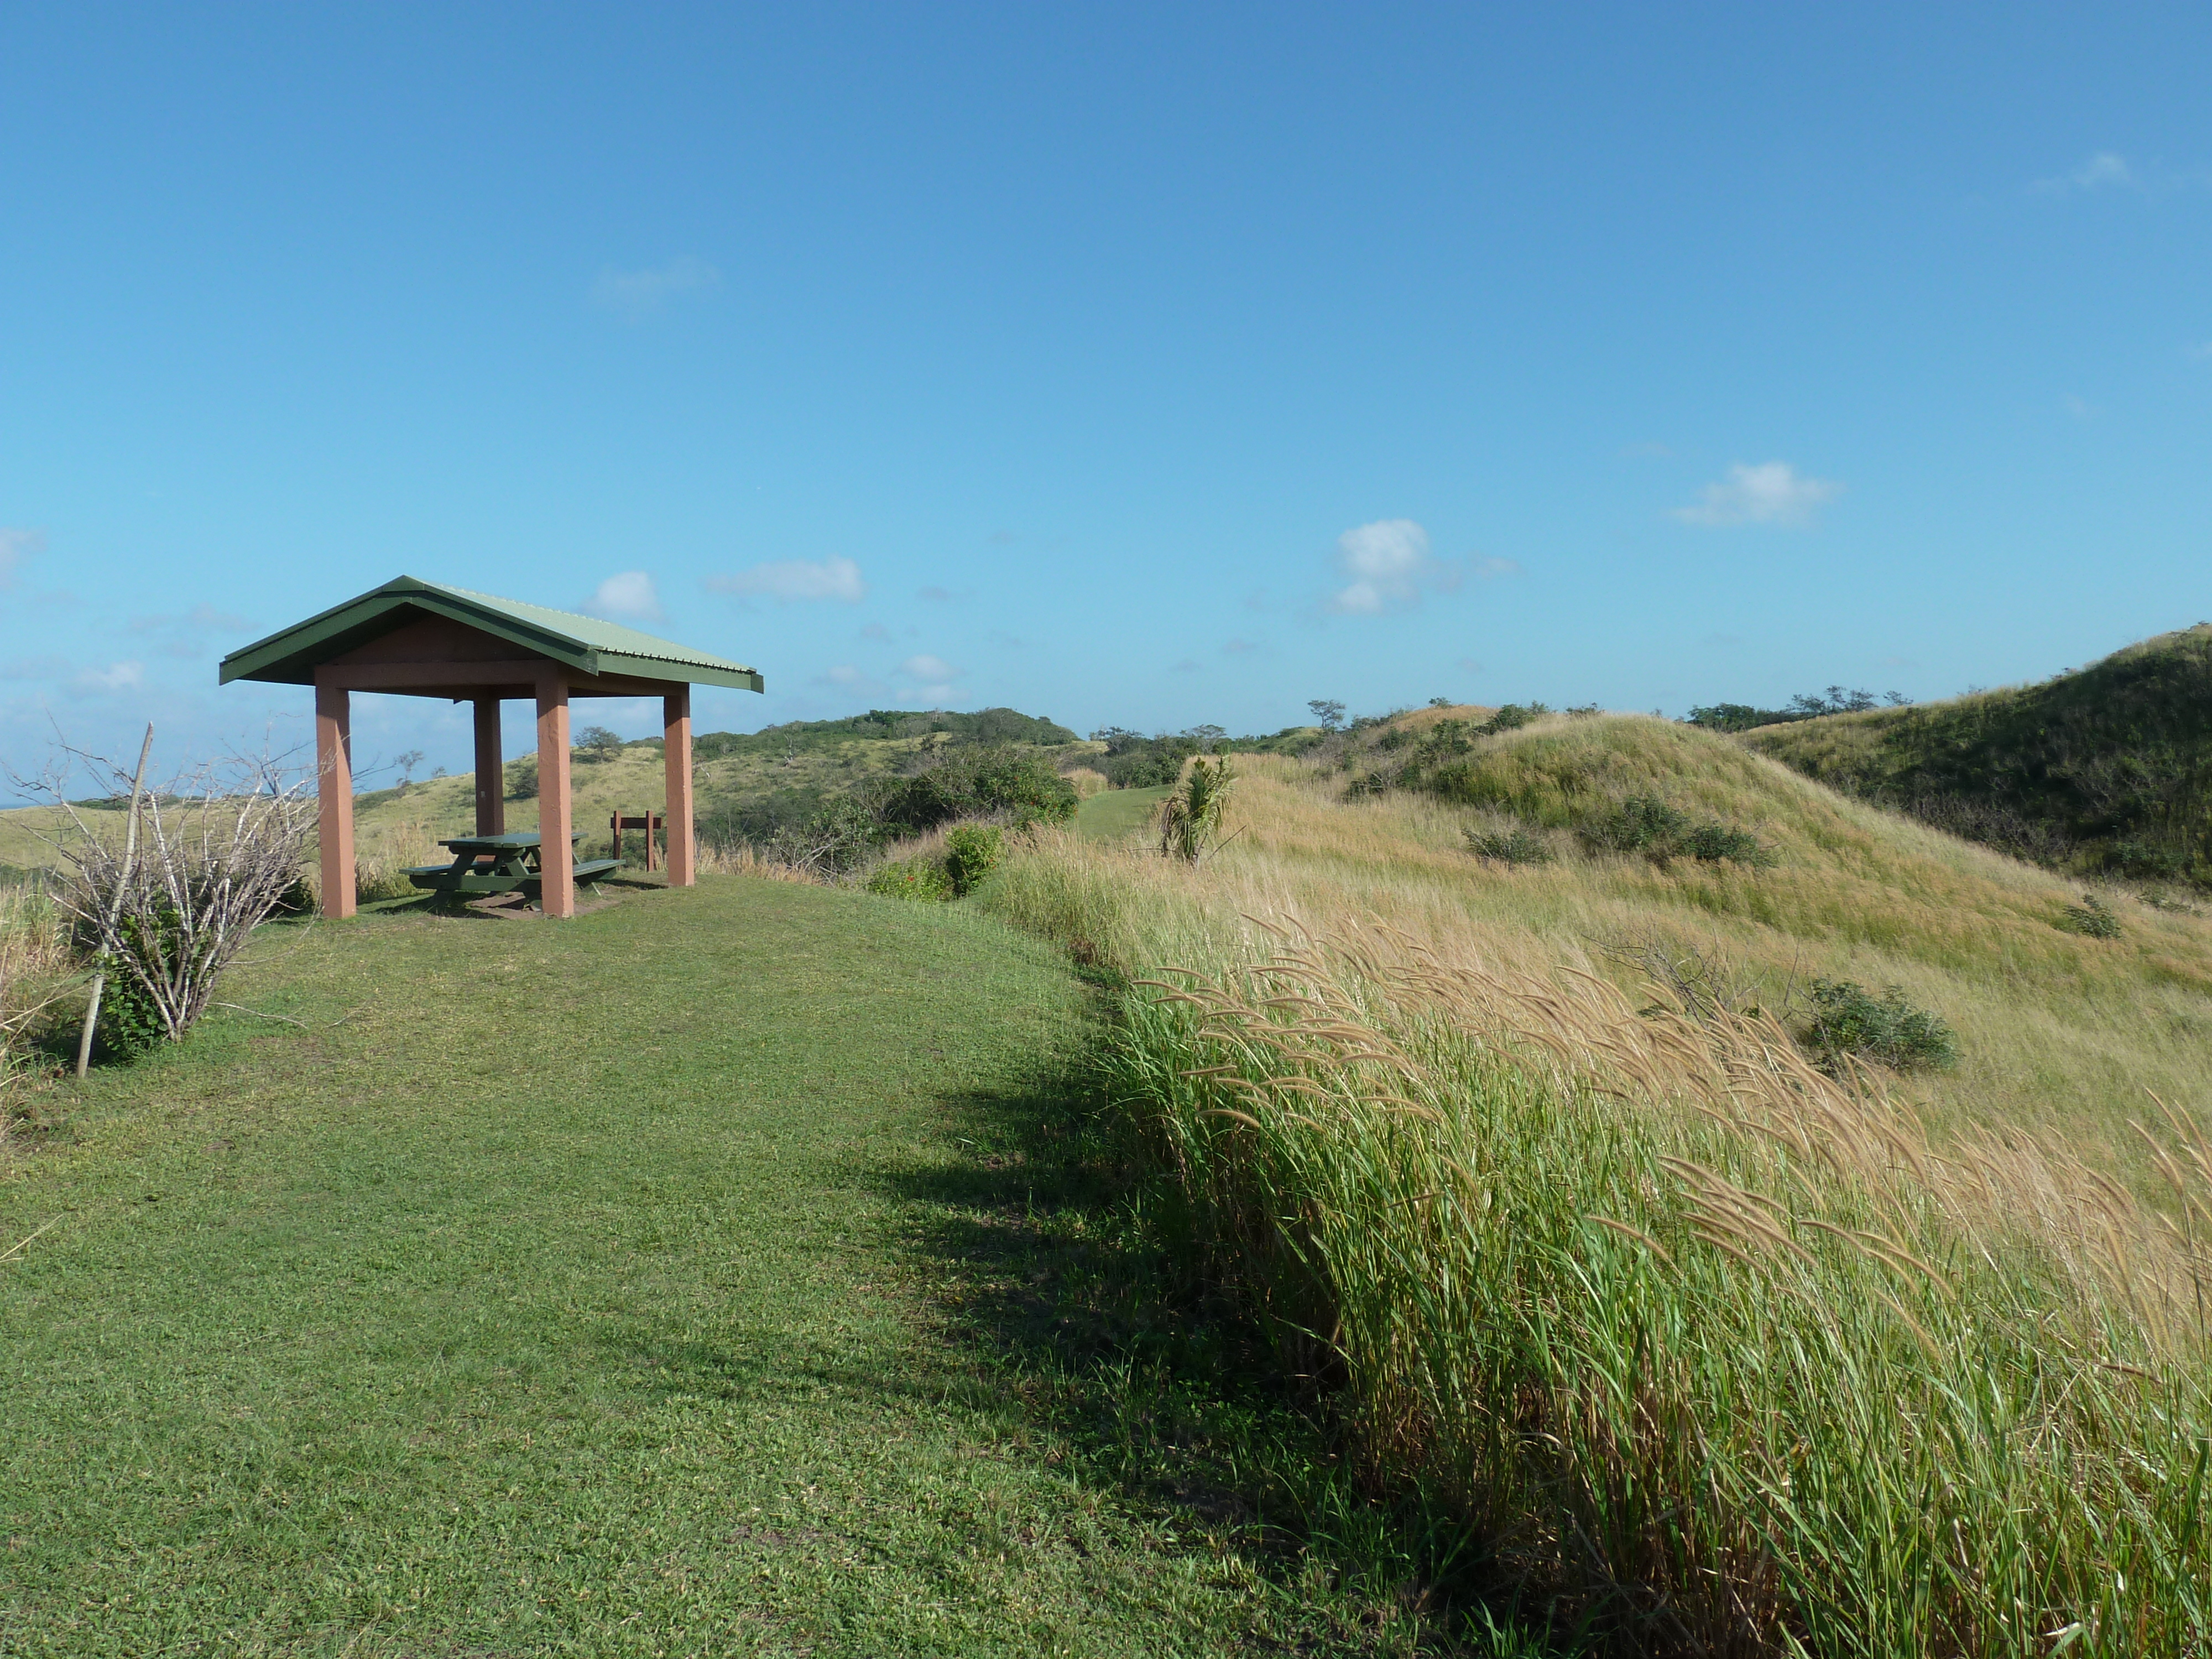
[978,714,2212,1653]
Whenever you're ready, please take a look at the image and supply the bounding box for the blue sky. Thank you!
[4,4,2210,785]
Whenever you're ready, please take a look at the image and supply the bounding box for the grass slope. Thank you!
[977,721,2212,1649]
[0,879,1454,1656]
[1007,715,2212,1173]
[1743,624,2212,885]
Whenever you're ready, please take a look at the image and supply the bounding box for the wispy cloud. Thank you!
[899,654,958,682]
[2032,151,2139,195]
[895,654,962,704]
[1473,556,1522,579]
[2189,342,2212,363]
[707,556,867,603]
[582,571,665,623]
[1673,462,1841,529]
[813,663,891,698]
[72,660,145,697]
[0,527,46,589]
[917,585,954,602]
[1222,638,1259,656]
[1328,519,1459,615]
[591,256,722,319]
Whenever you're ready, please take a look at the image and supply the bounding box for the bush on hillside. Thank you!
[1579,796,1777,868]
[505,755,538,800]
[2057,893,2123,939]
[1799,978,1958,1072]
[942,825,1003,896]
[863,858,953,902]
[1463,826,1552,865]
[873,745,1077,834]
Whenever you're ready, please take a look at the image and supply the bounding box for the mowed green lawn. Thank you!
[1073,787,1172,844]
[0,880,1431,1657]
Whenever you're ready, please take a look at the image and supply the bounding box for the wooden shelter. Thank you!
[219,576,763,919]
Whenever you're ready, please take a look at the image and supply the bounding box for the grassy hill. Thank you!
[979,713,2212,1648]
[1740,624,2212,888]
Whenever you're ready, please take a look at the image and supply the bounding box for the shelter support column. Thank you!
[663,687,694,887]
[473,697,505,836]
[536,671,573,917]
[314,676,356,919]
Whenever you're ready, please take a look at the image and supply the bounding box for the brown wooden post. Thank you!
[663,687,694,886]
[314,676,356,919]
[536,671,574,917]
[473,696,505,836]
[647,809,660,872]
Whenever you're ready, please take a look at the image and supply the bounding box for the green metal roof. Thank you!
[218,575,764,693]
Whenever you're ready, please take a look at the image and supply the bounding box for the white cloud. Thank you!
[1673,462,1841,528]
[1473,556,1522,579]
[1328,518,1452,614]
[583,570,665,622]
[813,663,891,698]
[0,526,45,589]
[899,654,959,683]
[591,257,722,317]
[2033,151,2138,195]
[73,660,145,695]
[706,556,867,603]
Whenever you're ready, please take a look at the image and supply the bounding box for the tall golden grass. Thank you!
[978,719,2212,1653]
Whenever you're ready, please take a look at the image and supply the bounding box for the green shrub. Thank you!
[504,755,538,801]
[1478,702,1548,736]
[874,745,1077,833]
[1463,826,1552,865]
[1579,796,1777,867]
[1799,978,1958,1072]
[94,958,167,1062]
[863,858,952,902]
[2057,894,2124,938]
[942,825,1003,896]
[1582,795,1692,854]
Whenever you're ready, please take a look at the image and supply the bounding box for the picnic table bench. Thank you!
[405,832,623,899]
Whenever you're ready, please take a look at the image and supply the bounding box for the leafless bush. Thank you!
[17,739,316,1052]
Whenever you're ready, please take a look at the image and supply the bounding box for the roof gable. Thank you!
[218,576,763,692]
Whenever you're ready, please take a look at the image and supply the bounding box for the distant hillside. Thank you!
[1743,625,2212,887]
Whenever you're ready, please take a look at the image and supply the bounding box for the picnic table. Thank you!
[405,832,623,899]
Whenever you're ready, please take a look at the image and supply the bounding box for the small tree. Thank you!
[393,749,425,796]
[575,726,622,763]
[1308,700,1346,732]
[1160,757,1234,863]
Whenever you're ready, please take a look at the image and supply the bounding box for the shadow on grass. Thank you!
[884,1060,1575,1657]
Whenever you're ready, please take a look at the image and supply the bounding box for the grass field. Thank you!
[978,718,2212,1652]
[0,878,1483,1657]
[1074,785,1172,844]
